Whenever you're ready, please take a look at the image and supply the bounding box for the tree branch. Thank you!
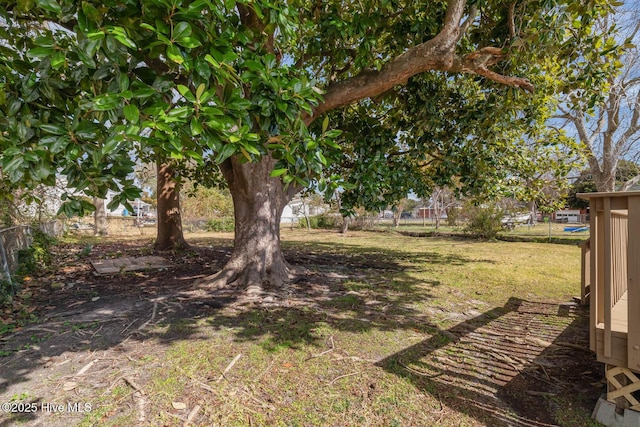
[449,47,534,91]
[307,0,467,124]
[621,174,640,192]
[459,5,478,38]
[306,0,534,125]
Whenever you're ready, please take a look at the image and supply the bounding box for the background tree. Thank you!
[0,0,623,293]
[155,161,188,250]
[93,197,107,236]
[557,12,640,192]
[431,187,457,229]
[566,160,640,209]
[181,182,234,220]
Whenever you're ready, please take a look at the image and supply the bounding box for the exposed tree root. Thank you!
[196,259,310,305]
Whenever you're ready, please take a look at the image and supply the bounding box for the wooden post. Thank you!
[604,197,612,358]
[590,198,599,352]
[628,196,640,370]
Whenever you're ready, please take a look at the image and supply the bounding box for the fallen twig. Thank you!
[184,404,201,426]
[331,355,379,364]
[239,385,276,411]
[253,357,279,383]
[328,371,360,385]
[76,359,98,376]
[555,341,590,352]
[217,353,242,383]
[526,390,556,397]
[135,391,147,423]
[399,361,443,379]
[307,336,335,360]
[150,301,158,321]
[121,319,139,334]
[90,325,104,339]
[193,379,216,394]
[124,376,145,394]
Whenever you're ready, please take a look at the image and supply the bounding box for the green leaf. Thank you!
[215,144,236,164]
[123,104,140,123]
[50,136,69,154]
[50,51,65,69]
[102,136,121,153]
[173,22,192,41]
[132,87,157,98]
[27,47,54,59]
[92,94,121,111]
[177,85,196,102]
[106,27,137,49]
[35,0,61,14]
[3,155,23,173]
[81,2,101,22]
[270,168,288,177]
[167,105,190,119]
[196,83,205,101]
[40,123,65,135]
[190,117,203,135]
[316,151,328,166]
[166,45,184,64]
[204,54,220,68]
[8,100,22,116]
[33,162,51,180]
[176,36,202,49]
[322,115,329,133]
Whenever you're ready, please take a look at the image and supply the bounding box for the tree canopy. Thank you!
[0,0,625,289]
[557,7,639,192]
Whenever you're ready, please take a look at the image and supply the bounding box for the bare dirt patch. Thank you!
[0,236,603,426]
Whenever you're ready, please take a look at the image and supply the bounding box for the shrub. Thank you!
[298,216,317,229]
[16,229,55,276]
[465,205,503,239]
[446,207,459,226]
[349,215,377,231]
[298,215,339,230]
[206,217,235,232]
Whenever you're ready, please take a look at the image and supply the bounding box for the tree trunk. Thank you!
[340,216,350,234]
[93,197,108,236]
[207,155,297,293]
[301,198,311,230]
[155,162,188,251]
[392,209,402,228]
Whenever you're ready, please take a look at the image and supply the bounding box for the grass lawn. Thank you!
[281,229,582,305]
[1,230,602,427]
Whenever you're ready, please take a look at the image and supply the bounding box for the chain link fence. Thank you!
[0,225,32,290]
[0,221,63,290]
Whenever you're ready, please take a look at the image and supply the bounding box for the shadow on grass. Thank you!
[0,235,596,426]
[375,298,602,426]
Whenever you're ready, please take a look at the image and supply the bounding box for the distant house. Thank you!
[102,191,153,217]
[281,196,327,224]
[552,209,582,224]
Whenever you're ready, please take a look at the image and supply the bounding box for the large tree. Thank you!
[0,0,621,292]
[557,11,640,192]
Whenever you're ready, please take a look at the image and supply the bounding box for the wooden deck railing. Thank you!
[609,211,628,309]
[578,191,640,371]
[580,238,590,305]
